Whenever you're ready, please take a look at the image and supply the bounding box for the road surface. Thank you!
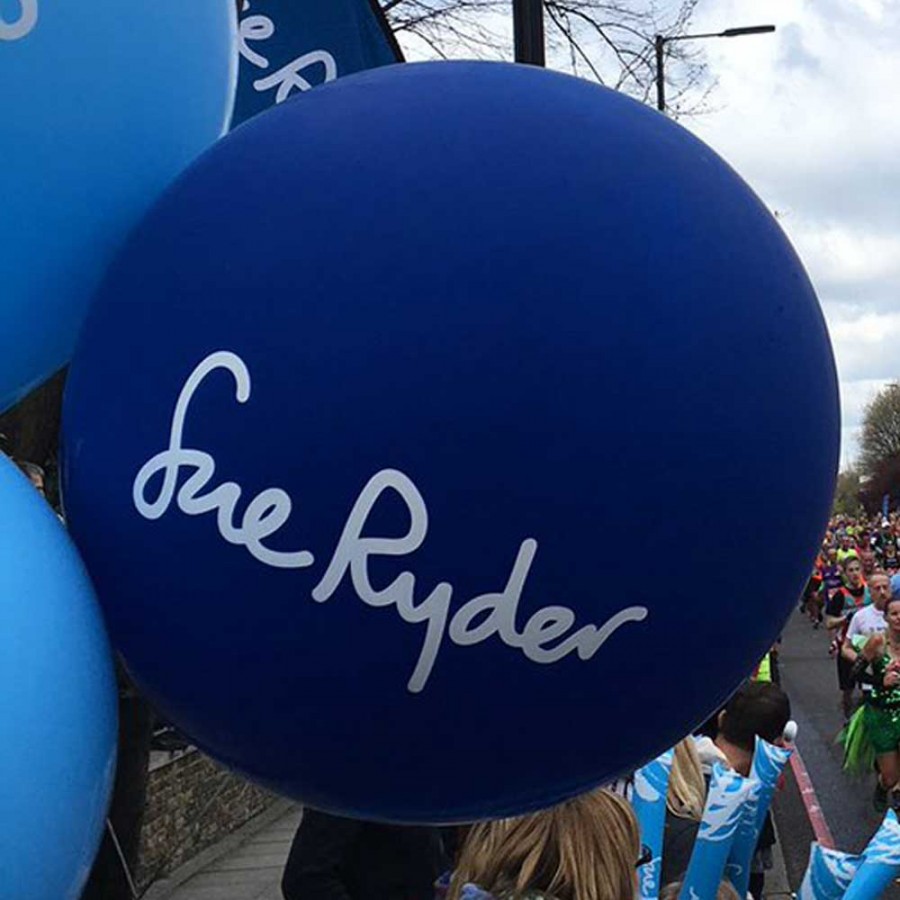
[774,608,899,896]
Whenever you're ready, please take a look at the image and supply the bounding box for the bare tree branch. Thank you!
[379,0,712,116]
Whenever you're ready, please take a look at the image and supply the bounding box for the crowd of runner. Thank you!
[802,512,900,816]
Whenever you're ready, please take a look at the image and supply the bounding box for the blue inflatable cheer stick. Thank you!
[798,843,861,900]
[843,809,900,899]
[726,737,792,896]
[633,748,675,899]
[679,763,750,900]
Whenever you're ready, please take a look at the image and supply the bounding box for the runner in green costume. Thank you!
[841,594,900,811]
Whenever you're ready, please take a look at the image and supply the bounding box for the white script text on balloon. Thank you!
[132,351,650,693]
[0,0,37,41]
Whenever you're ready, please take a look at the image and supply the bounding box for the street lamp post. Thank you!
[654,25,776,113]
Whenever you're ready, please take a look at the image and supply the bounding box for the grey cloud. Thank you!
[739,155,900,235]
[777,24,821,73]
[817,288,900,319]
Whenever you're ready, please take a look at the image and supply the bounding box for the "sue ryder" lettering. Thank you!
[238,1,337,103]
[133,351,649,693]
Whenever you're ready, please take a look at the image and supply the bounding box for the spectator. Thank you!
[666,737,706,819]
[281,808,448,900]
[445,789,641,900]
[661,682,790,899]
[17,460,45,497]
[660,880,740,900]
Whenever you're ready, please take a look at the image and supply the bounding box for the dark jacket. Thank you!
[661,795,775,885]
[281,808,448,900]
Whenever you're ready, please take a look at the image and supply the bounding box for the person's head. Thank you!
[447,789,640,900]
[870,571,891,610]
[843,555,863,588]
[660,881,740,900]
[840,532,852,548]
[826,547,838,563]
[667,737,705,821]
[17,461,45,496]
[860,547,876,575]
[886,596,900,635]
[716,682,791,773]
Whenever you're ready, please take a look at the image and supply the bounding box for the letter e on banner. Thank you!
[0,0,38,41]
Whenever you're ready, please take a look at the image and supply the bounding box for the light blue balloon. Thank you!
[0,1,236,412]
[0,453,117,899]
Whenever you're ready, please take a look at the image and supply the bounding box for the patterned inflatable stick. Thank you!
[633,748,675,900]
[797,843,860,900]
[679,763,750,900]
[843,809,900,899]
[726,736,792,896]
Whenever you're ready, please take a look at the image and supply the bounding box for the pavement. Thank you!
[143,801,301,900]
[143,787,793,899]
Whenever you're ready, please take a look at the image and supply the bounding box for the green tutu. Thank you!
[840,703,900,775]
[839,705,877,777]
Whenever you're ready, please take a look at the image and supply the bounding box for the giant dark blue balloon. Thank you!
[63,61,839,822]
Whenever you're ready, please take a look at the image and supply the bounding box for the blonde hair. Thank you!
[447,789,639,900]
[666,737,706,821]
[660,880,740,900]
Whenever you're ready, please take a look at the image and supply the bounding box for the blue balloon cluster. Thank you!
[0,0,235,411]
[1,4,237,894]
[63,62,839,822]
[0,455,117,899]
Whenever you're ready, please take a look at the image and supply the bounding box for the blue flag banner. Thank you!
[233,0,403,126]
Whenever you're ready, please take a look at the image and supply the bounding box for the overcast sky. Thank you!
[684,0,900,469]
[397,0,898,470]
